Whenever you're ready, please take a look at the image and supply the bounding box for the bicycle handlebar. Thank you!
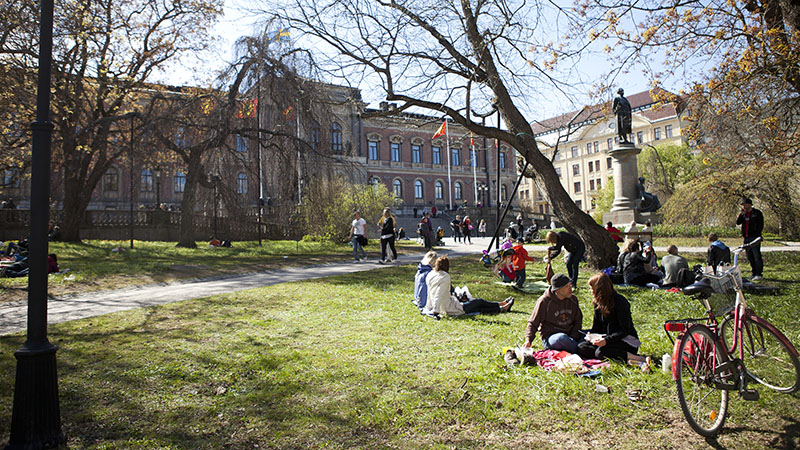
[730,236,762,268]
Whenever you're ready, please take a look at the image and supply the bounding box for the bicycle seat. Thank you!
[682,278,713,297]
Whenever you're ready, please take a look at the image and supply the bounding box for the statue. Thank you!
[637,177,661,212]
[612,88,632,144]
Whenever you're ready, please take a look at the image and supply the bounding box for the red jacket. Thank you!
[511,244,534,270]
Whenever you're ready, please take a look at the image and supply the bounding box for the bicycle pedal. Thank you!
[739,389,760,401]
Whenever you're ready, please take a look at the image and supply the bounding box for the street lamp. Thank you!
[6,0,66,447]
[476,182,489,207]
[152,166,162,210]
[126,111,138,249]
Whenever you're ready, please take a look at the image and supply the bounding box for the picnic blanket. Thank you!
[494,280,549,294]
[505,348,610,375]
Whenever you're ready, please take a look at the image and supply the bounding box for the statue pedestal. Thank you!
[603,142,643,226]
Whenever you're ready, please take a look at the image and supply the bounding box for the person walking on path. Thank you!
[545,230,586,288]
[462,215,473,244]
[451,215,463,243]
[350,211,368,262]
[420,212,434,250]
[378,207,398,264]
[736,197,764,281]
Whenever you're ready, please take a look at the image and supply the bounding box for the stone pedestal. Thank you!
[603,142,642,226]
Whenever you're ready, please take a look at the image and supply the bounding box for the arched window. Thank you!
[331,122,343,153]
[174,170,186,193]
[311,121,321,150]
[499,151,506,169]
[500,184,508,202]
[237,172,248,194]
[140,169,153,192]
[414,180,423,199]
[104,167,119,192]
[434,181,444,200]
[392,179,402,198]
[454,182,463,200]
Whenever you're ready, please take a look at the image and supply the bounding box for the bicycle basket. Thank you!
[702,265,742,316]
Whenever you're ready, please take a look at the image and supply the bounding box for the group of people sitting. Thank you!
[0,238,59,278]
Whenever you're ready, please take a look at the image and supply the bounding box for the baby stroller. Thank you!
[434,227,446,246]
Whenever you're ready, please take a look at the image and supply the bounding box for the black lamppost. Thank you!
[6,0,66,448]
[476,182,488,207]
[153,166,162,209]
[126,111,137,249]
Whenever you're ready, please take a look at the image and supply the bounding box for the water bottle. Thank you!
[662,353,672,374]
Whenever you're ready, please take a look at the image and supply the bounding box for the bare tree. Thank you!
[266,0,618,267]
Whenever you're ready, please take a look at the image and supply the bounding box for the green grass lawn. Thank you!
[1,249,798,449]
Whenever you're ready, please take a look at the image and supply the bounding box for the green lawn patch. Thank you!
[1,251,798,448]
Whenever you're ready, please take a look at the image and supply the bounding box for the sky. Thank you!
[155,1,672,124]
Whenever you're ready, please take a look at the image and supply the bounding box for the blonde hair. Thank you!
[545,231,558,244]
[622,238,639,253]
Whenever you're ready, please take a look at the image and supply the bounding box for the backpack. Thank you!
[677,267,696,288]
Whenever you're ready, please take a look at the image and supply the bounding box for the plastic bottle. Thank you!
[662,353,672,374]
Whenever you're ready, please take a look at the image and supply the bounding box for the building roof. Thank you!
[530,89,685,136]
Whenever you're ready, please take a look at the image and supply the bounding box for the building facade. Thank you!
[519,90,688,217]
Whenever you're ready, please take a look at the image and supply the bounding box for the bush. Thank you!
[652,224,739,238]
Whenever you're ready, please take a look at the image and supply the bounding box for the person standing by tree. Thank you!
[350,211,367,263]
[378,207,398,264]
[736,198,764,281]
[545,231,586,288]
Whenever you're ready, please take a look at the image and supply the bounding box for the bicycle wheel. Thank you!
[738,316,800,393]
[675,325,730,437]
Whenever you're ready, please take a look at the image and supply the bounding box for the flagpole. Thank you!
[445,121,452,211]
[296,99,301,205]
[472,136,477,207]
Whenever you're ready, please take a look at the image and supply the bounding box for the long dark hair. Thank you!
[588,273,615,318]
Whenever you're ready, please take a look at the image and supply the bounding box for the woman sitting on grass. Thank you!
[577,273,651,370]
[425,256,514,317]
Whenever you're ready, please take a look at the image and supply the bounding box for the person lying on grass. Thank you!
[425,255,514,317]
[523,273,584,353]
[577,273,651,371]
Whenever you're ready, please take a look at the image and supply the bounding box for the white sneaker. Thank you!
[354,260,360,264]
[751,275,763,281]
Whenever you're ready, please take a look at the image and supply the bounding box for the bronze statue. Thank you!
[637,177,661,212]
[612,88,632,143]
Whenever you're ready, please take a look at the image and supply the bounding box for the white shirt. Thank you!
[425,270,465,316]
[352,218,366,236]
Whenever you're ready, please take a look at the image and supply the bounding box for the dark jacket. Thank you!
[707,240,731,270]
[736,208,764,239]
[548,231,585,259]
[589,292,638,344]
[622,251,648,285]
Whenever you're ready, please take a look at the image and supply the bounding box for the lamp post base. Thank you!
[5,342,65,450]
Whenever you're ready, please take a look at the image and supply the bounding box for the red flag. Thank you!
[470,132,474,147]
[432,120,447,139]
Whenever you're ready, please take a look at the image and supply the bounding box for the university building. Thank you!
[518,90,688,217]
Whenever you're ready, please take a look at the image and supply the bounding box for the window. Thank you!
[140,169,153,192]
[574,181,581,193]
[412,144,422,163]
[572,164,580,176]
[596,178,602,190]
[576,199,582,209]
[236,134,248,153]
[607,138,613,150]
[414,180,423,199]
[553,151,561,161]
[588,161,594,173]
[391,142,401,162]
[175,128,187,148]
[589,179,595,191]
[595,160,600,172]
[104,168,119,192]
[606,157,612,169]
[432,146,441,165]
[500,185,508,202]
[586,143,592,154]
[237,172,248,194]
[571,146,578,158]
[311,121,320,150]
[451,148,461,166]
[454,182,463,200]
[435,181,444,200]
[3,170,20,187]
[331,122,343,153]
[393,179,402,198]
[555,167,562,178]
[174,170,186,193]
[665,124,673,138]
[368,140,379,160]
[637,131,643,145]
[654,127,661,140]
[498,151,505,169]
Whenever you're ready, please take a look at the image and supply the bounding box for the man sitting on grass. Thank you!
[523,273,584,353]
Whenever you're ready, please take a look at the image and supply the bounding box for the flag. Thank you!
[236,98,258,119]
[432,120,447,139]
[470,132,474,147]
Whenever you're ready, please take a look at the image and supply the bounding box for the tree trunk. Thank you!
[176,153,205,248]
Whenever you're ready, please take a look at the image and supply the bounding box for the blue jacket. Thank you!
[414,263,434,309]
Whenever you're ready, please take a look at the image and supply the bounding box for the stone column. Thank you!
[603,142,641,226]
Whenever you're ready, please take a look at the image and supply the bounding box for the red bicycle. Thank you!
[664,238,800,437]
